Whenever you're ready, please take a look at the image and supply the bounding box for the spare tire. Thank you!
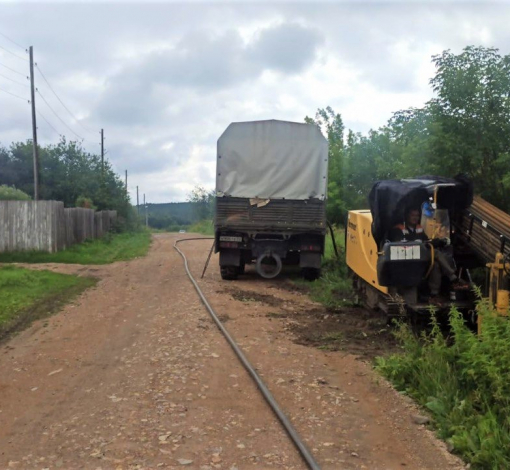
[256,253,282,279]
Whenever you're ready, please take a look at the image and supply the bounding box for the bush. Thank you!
[75,195,96,209]
[0,185,31,201]
[376,298,510,469]
[188,219,214,236]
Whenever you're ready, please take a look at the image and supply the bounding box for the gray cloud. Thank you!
[94,22,323,125]
[248,22,323,73]
[104,23,322,92]
[0,3,509,202]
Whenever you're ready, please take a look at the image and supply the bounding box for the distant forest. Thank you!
[142,202,200,229]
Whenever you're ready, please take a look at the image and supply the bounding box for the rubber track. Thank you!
[174,237,321,470]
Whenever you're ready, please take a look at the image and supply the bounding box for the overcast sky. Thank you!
[0,1,508,203]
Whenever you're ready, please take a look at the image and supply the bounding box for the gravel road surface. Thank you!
[0,234,464,470]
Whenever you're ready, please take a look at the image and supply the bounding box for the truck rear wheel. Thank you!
[220,265,239,280]
[302,267,321,281]
[239,261,245,274]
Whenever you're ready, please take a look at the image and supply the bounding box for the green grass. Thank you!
[324,226,344,260]
[188,219,214,236]
[295,227,353,309]
[0,231,151,265]
[0,265,96,338]
[376,297,510,469]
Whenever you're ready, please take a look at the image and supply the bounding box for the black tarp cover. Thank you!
[369,175,473,246]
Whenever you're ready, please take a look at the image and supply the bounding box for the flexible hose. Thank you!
[425,243,435,278]
[174,237,322,470]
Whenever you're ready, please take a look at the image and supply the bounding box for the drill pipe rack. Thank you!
[459,196,510,265]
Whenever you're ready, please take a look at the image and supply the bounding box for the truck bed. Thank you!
[215,197,326,233]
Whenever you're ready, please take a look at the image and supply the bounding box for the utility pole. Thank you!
[125,170,128,194]
[136,186,139,216]
[144,193,148,228]
[29,46,39,200]
[100,129,104,176]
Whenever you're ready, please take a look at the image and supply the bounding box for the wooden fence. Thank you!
[0,201,117,253]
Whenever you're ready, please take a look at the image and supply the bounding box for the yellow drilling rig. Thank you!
[345,176,510,324]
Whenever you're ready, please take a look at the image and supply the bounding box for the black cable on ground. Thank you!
[174,237,322,470]
[327,220,341,259]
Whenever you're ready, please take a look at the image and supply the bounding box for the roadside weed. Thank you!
[376,301,510,469]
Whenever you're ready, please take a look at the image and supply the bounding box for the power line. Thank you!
[35,63,95,134]
[37,110,61,136]
[0,86,29,102]
[0,62,27,77]
[0,31,26,51]
[0,44,28,62]
[36,89,84,141]
[0,72,29,87]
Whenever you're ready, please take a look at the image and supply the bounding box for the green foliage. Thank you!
[187,186,215,221]
[295,226,353,309]
[306,107,346,224]
[376,302,510,469]
[311,46,510,221]
[0,265,95,336]
[0,138,132,219]
[188,219,214,236]
[75,195,96,210]
[146,202,196,222]
[428,47,510,210]
[0,185,31,201]
[0,231,151,265]
[143,202,197,230]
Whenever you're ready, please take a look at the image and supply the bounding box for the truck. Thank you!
[214,119,329,281]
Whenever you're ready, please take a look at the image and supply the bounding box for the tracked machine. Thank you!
[346,176,510,321]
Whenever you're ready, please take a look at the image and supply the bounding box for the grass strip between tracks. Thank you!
[0,231,151,265]
[0,266,96,340]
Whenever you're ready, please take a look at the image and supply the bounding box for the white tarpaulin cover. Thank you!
[216,120,328,200]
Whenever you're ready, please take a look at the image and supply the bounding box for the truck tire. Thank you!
[239,261,246,274]
[256,253,282,279]
[220,265,239,280]
[302,267,321,281]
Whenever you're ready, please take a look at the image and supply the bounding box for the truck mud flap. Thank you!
[220,248,241,267]
[299,252,321,269]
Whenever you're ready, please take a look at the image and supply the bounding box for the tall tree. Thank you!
[187,186,215,220]
[305,107,346,223]
[427,46,510,209]
[0,138,132,219]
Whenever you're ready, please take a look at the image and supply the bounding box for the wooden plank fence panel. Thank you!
[0,201,62,252]
[0,201,118,253]
[95,212,102,239]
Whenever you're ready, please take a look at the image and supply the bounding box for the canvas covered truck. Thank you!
[214,119,329,280]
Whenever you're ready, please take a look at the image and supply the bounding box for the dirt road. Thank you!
[0,234,463,469]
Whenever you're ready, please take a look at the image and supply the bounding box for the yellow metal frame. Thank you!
[346,210,388,294]
[479,252,510,333]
